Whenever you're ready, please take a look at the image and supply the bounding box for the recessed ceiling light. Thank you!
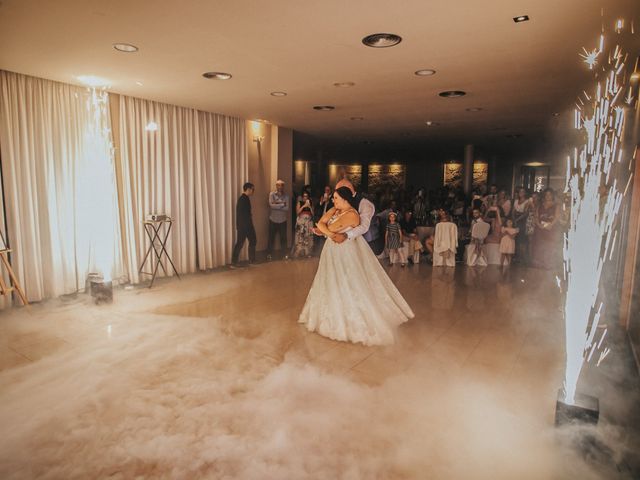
[362,33,402,48]
[350,116,364,121]
[202,72,232,80]
[113,43,138,53]
[270,91,287,97]
[513,15,529,23]
[415,69,436,76]
[363,140,374,145]
[506,133,523,138]
[466,107,483,112]
[425,121,440,126]
[334,82,355,87]
[313,105,335,111]
[439,90,466,98]
[552,112,560,117]
[135,81,143,86]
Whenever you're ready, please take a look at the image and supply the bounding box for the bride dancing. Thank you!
[299,186,414,346]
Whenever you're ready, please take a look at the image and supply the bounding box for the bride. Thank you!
[298,186,414,346]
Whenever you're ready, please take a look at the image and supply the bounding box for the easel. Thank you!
[0,231,28,306]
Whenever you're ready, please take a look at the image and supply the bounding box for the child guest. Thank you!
[385,212,406,267]
[500,218,519,266]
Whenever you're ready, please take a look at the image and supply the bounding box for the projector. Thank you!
[146,214,169,222]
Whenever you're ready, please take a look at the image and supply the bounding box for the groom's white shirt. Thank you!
[346,197,374,240]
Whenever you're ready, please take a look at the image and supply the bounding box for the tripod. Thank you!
[0,230,28,305]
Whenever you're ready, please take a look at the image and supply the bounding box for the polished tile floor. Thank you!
[0,258,636,479]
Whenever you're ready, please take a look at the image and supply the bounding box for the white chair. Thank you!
[465,221,490,267]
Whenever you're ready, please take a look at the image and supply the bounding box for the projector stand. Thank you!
[139,218,180,288]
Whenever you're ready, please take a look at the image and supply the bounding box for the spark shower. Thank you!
[561,20,636,405]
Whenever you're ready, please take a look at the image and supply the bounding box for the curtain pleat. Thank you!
[0,70,124,303]
[118,95,247,283]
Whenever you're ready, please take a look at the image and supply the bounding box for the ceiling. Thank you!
[0,0,638,147]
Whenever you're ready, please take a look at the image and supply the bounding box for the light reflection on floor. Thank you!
[0,258,624,479]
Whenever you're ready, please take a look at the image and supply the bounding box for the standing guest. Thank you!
[385,212,406,267]
[512,188,530,261]
[497,190,512,217]
[484,205,503,245]
[483,184,498,210]
[532,188,559,269]
[525,192,539,262]
[318,185,333,220]
[292,190,314,258]
[413,189,428,226]
[231,182,256,267]
[267,179,289,260]
[500,218,519,266]
[400,210,423,264]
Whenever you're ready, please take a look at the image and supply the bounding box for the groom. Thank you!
[319,179,375,246]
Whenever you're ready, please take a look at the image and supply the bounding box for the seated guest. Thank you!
[423,233,434,263]
[400,210,423,264]
[433,212,458,267]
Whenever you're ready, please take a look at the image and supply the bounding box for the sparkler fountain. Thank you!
[555,21,637,425]
[79,86,119,303]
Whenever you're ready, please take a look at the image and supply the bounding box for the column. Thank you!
[463,144,474,195]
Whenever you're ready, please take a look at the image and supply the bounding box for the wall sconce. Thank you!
[253,134,265,143]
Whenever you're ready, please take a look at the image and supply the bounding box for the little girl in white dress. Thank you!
[499,218,519,266]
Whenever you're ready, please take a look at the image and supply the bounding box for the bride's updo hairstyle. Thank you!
[334,186,358,209]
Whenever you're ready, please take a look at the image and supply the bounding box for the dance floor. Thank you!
[0,259,637,479]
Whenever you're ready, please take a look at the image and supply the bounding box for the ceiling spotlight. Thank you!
[552,112,560,117]
[135,81,143,86]
[425,121,440,126]
[334,82,355,87]
[415,69,436,76]
[466,107,483,112]
[270,91,287,97]
[513,15,529,23]
[113,43,138,53]
[362,33,402,48]
[350,116,364,120]
[313,105,335,111]
[202,72,232,80]
[439,90,466,98]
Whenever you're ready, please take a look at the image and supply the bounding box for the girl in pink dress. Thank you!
[500,218,519,266]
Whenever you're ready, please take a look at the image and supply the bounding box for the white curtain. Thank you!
[0,70,123,303]
[118,95,247,284]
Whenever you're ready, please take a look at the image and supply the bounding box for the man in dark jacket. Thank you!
[231,182,256,266]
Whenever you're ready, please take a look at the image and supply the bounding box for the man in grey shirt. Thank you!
[267,179,289,260]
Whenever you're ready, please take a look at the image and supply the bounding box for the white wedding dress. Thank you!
[298,214,414,346]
